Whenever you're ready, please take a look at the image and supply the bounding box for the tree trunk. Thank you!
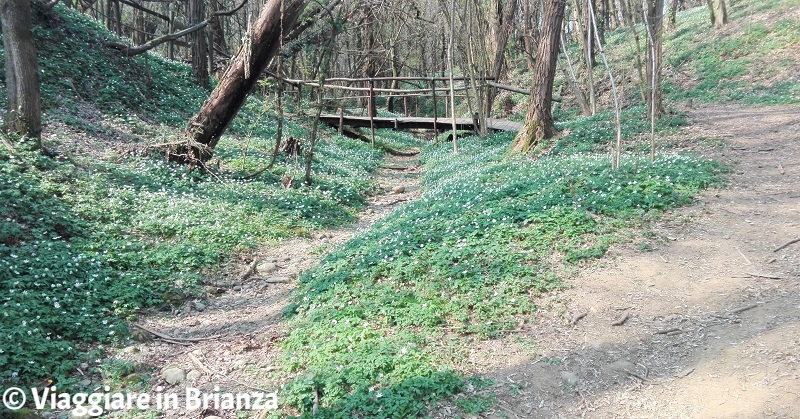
[484,0,518,118]
[185,0,308,159]
[667,0,679,28]
[707,0,727,28]
[208,0,228,58]
[361,2,376,117]
[510,0,566,153]
[1,0,42,144]
[644,0,664,120]
[189,0,209,88]
[521,0,537,71]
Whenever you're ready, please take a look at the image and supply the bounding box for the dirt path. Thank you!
[476,104,800,418]
[116,154,422,417]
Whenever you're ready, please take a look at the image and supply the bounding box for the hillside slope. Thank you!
[0,3,387,393]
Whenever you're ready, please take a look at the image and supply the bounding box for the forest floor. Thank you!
[117,103,800,419]
[461,104,800,419]
[116,153,423,418]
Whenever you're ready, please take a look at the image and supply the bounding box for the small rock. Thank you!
[265,276,291,284]
[78,379,92,387]
[257,262,278,274]
[69,409,90,419]
[204,285,224,295]
[560,371,579,386]
[232,285,242,291]
[162,367,186,385]
[606,360,635,374]
[191,349,203,356]
[186,369,203,382]
[392,186,405,194]
[79,362,89,370]
[194,301,206,312]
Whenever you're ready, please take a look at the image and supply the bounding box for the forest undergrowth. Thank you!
[0,0,796,417]
[0,4,387,395]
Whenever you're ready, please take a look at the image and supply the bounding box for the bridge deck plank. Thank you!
[319,115,521,132]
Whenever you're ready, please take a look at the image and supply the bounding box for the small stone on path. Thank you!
[162,367,185,385]
[186,369,203,382]
[257,262,278,274]
[560,371,579,386]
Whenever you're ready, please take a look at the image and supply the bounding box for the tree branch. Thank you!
[105,0,248,57]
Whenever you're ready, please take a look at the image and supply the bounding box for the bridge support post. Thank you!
[337,107,344,135]
[369,79,375,148]
[431,79,438,133]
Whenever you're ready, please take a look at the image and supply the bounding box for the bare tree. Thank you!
[643,0,664,161]
[509,0,566,153]
[1,0,42,145]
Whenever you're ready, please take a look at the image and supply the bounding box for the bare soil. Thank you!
[113,154,422,418]
[116,104,800,419]
[471,104,800,418]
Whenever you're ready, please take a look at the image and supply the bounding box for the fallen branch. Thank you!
[655,327,681,335]
[735,247,751,265]
[746,272,783,280]
[1,137,17,153]
[731,303,759,314]
[570,312,588,326]
[240,166,271,181]
[385,199,408,206]
[157,337,192,346]
[132,323,225,342]
[188,352,215,377]
[774,238,800,253]
[611,311,629,326]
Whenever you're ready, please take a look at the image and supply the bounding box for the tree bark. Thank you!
[484,0,518,118]
[644,0,664,120]
[510,0,566,153]
[1,0,42,143]
[185,0,307,159]
[707,0,727,28]
[189,0,209,88]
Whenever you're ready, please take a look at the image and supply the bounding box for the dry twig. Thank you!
[731,303,759,314]
[774,238,800,253]
[611,311,629,326]
[570,312,588,326]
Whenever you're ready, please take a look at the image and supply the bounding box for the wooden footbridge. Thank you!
[318,114,522,132]
[270,73,531,134]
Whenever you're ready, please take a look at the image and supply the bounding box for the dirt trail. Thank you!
[476,104,800,418]
[116,154,421,417]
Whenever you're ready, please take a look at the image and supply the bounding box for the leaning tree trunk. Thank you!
[1,0,42,144]
[184,0,307,160]
[509,0,566,153]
